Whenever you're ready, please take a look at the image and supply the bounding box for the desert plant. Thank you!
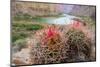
[12,31,28,43]
[26,24,43,31]
[29,26,70,64]
[13,39,27,51]
[41,27,61,49]
[13,22,43,31]
[66,28,91,61]
[14,13,33,21]
[27,25,92,64]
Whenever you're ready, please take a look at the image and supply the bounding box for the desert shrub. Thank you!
[13,39,27,51]
[12,23,43,31]
[32,16,43,21]
[26,24,43,31]
[14,13,33,21]
[80,16,95,29]
[12,31,28,43]
[13,13,47,22]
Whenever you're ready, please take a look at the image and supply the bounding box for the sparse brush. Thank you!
[13,39,27,51]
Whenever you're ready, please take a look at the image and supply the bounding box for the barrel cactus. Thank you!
[66,28,91,61]
[27,25,92,64]
[28,26,70,64]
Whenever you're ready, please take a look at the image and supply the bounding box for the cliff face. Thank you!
[69,5,96,17]
[11,1,96,17]
[11,1,59,17]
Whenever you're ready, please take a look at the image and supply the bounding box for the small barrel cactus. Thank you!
[28,26,70,64]
[66,28,91,61]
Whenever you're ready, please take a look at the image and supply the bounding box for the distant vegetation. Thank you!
[14,13,33,21]
[80,16,95,28]
[13,13,64,22]
[12,13,44,51]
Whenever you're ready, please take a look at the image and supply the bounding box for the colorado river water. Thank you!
[34,14,79,25]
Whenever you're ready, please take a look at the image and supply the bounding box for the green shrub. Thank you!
[12,22,43,31]
[13,39,27,51]
[14,13,33,21]
[12,32,28,42]
[26,24,43,30]
[80,16,95,29]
